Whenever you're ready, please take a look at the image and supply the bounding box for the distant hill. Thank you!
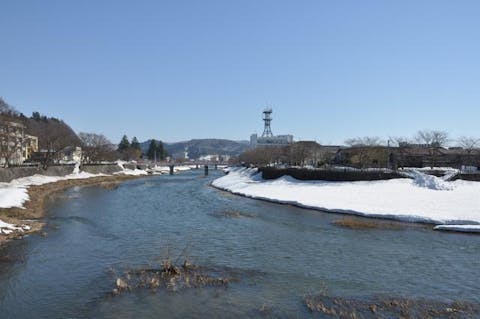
[0,98,81,149]
[25,117,81,149]
[140,139,249,159]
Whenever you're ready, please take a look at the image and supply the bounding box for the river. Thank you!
[1,170,479,318]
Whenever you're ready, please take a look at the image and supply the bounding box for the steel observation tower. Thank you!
[262,108,274,138]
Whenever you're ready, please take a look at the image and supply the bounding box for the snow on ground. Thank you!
[434,225,480,233]
[212,168,480,233]
[401,170,455,191]
[148,165,194,175]
[115,169,148,176]
[1,163,143,230]
[0,169,107,210]
[1,162,197,235]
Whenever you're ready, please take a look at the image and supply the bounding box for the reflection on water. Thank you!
[0,171,479,318]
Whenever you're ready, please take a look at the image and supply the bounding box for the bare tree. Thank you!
[389,136,411,147]
[0,97,19,117]
[79,132,116,164]
[239,147,285,167]
[345,136,383,147]
[458,136,480,152]
[344,137,385,168]
[36,124,77,169]
[457,136,480,168]
[415,130,449,168]
[415,130,449,147]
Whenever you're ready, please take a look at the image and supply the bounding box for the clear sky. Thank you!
[1,0,479,145]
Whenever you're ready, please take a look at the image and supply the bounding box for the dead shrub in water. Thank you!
[332,217,406,230]
[112,258,236,295]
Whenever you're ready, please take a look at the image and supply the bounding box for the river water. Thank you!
[0,170,479,318]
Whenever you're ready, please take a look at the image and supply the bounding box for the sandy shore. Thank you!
[0,174,150,247]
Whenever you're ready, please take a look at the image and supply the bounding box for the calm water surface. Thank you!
[1,170,479,318]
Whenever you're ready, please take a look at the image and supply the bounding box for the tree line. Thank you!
[240,129,480,169]
[1,97,168,167]
[77,134,168,164]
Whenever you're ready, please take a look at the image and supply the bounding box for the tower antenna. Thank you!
[262,107,273,138]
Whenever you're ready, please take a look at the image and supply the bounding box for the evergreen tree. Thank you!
[146,139,168,160]
[157,141,167,160]
[146,139,158,160]
[31,111,41,120]
[131,137,141,151]
[118,135,130,151]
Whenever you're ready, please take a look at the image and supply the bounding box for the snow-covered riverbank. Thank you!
[212,168,480,233]
[0,165,143,234]
[0,163,198,235]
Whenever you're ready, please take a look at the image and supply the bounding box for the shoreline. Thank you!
[210,183,439,230]
[211,183,480,234]
[0,174,152,247]
[210,169,480,234]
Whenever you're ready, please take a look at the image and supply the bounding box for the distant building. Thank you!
[0,121,38,166]
[60,146,83,164]
[250,108,293,148]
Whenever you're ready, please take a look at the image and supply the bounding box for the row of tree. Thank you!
[239,142,327,167]
[78,134,169,163]
[344,130,479,151]
[1,97,168,167]
[240,130,480,169]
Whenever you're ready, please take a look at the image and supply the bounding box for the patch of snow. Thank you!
[0,219,27,234]
[116,160,126,170]
[403,167,459,172]
[0,170,106,211]
[72,162,81,175]
[212,168,480,230]
[116,169,148,176]
[402,170,455,191]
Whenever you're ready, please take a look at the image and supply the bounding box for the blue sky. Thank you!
[1,0,479,144]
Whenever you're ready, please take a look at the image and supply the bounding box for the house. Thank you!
[335,145,480,169]
[0,120,38,166]
[59,146,82,164]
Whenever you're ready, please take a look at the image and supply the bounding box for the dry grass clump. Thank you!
[304,293,480,318]
[112,258,237,295]
[209,210,256,219]
[332,217,406,230]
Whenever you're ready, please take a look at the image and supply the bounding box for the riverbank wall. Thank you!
[259,167,404,181]
[451,173,480,182]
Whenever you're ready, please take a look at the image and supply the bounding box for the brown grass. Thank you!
[305,293,480,318]
[332,217,406,230]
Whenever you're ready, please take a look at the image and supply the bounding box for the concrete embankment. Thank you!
[259,167,404,181]
[0,166,75,183]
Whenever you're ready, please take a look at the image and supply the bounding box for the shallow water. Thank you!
[0,170,479,318]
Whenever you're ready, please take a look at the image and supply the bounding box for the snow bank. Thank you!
[0,165,124,235]
[212,168,480,232]
[1,163,156,236]
[115,169,148,176]
[0,169,106,211]
[147,165,193,175]
[434,225,480,233]
[402,170,455,191]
